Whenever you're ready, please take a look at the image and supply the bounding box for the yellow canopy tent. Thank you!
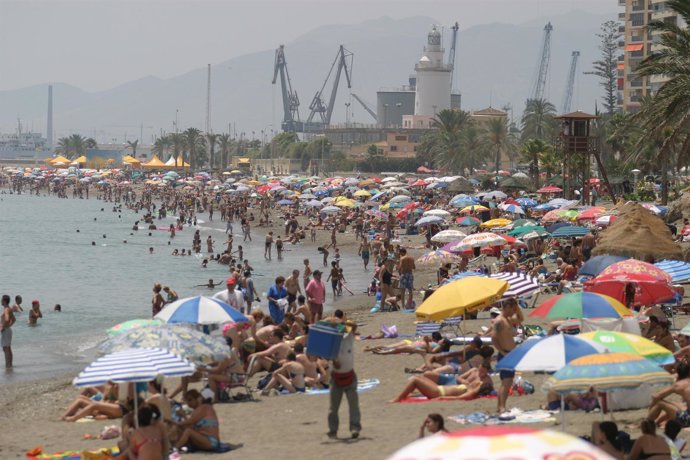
[122,155,141,164]
[49,155,71,165]
[70,155,87,166]
[143,155,166,169]
[416,277,508,322]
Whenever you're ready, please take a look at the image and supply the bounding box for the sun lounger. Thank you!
[415,321,442,337]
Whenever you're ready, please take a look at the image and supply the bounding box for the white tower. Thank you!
[414,26,452,116]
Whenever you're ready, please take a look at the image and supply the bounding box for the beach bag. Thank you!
[333,370,355,387]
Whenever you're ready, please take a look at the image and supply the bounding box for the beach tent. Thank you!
[165,155,190,168]
[49,155,71,165]
[143,155,167,169]
[70,155,87,166]
[122,155,141,164]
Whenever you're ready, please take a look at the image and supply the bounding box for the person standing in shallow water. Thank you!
[151,284,165,317]
[1,295,16,368]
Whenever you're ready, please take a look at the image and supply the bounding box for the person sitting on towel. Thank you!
[390,362,494,402]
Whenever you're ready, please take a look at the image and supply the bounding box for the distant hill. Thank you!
[0,12,610,142]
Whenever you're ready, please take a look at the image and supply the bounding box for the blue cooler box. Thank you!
[307,323,344,359]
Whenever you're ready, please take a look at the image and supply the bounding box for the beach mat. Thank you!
[396,394,498,403]
[448,409,557,426]
[306,378,380,395]
[26,446,120,459]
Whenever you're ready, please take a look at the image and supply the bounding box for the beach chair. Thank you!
[414,321,441,337]
[440,316,464,337]
[218,373,254,402]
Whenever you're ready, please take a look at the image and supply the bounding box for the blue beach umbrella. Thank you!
[73,347,195,388]
[495,334,606,372]
[655,260,690,283]
[550,226,590,238]
[155,296,248,324]
[277,199,295,205]
[580,255,629,277]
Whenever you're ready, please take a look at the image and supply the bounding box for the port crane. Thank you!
[528,22,553,102]
[448,22,459,91]
[561,51,580,113]
[272,45,302,132]
[306,45,353,126]
[351,93,377,121]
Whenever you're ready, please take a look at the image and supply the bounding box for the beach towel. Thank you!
[395,394,498,403]
[26,446,120,460]
[183,442,239,454]
[305,378,380,395]
[448,408,557,426]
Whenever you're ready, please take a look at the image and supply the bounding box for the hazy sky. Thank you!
[0,0,619,92]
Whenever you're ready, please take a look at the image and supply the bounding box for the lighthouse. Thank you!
[414,26,452,116]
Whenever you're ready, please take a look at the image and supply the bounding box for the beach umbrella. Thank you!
[460,205,489,214]
[579,255,629,277]
[353,189,371,197]
[537,185,563,193]
[430,229,467,243]
[585,260,675,307]
[417,250,458,266]
[388,426,615,460]
[490,272,540,299]
[416,277,508,321]
[450,232,506,251]
[541,209,566,222]
[530,292,632,319]
[334,198,356,208]
[482,190,507,200]
[389,194,411,204]
[299,193,317,199]
[107,319,163,336]
[277,199,295,206]
[455,216,481,226]
[577,207,606,221]
[533,203,555,212]
[550,225,590,238]
[655,260,690,283]
[422,209,451,219]
[479,218,512,229]
[154,296,249,325]
[321,206,342,214]
[414,215,445,227]
[545,221,572,233]
[595,214,618,226]
[98,324,229,364]
[516,197,538,207]
[498,204,525,214]
[508,225,547,237]
[579,331,675,366]
[543,352,673,394]
[305,199,324,207]
[365,209,387,219]
[442,272,485,284]
[73,347,195,388]
[495,334,606,373]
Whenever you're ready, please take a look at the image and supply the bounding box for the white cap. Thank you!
[490,307,501,315]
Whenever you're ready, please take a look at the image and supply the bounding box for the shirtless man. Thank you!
[648,362,690,426]
[247,329,290,378]
[264,232,273,260]
[397,248,416,308]
[358,237,371,270]
[2,295,16,368]
[285,269,302,313]
[261,352,306,395]
[492,298,522,413]
[295,343,329,388]
[303,259,313,290]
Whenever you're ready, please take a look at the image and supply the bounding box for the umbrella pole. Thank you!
[560,394,565,431]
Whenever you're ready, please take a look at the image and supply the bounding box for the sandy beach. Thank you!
[1,205,687,460]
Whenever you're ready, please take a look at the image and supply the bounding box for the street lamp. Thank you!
[383,104,389,128]
[345,102,351,126]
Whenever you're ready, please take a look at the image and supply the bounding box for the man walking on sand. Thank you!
[1,294,16,368]
[492,298,523,414]
[328,313,361,440]
[397,248,416,308]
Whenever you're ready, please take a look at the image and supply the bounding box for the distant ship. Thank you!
[0,119,51,159]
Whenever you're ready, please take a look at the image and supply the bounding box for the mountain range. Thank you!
[0,11,611,143]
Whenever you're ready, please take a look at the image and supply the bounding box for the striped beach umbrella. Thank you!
[544,352,673,394]
[530,292,632,319]
[431,229,467,243]
[550,225,590,238]
[579,255,629,277]
[490,272,540,299]
[579,331,675,366]
[155,296,248,325]
[73,347,195,388]
[451,232,506,250]
[107,319,163,337]
[495,335,606,372]
[655,260,690,283]
[417,250,458,266]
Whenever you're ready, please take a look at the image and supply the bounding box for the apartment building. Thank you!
[618,0,686,112]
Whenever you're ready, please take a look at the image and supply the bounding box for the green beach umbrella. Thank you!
[107,318,163,336]
[579,331,674,366]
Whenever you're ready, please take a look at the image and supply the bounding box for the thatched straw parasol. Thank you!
[592,202,681,262]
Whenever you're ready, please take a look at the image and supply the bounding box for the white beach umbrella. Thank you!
[430,229,467,243]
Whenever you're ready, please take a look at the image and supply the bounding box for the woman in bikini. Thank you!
[390,363,494,403]
[127,404,168,460]
[364,332,450,355]
[204,337,246,403]
[175,389,221,451]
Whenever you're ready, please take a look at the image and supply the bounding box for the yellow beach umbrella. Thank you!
[416,277,508,322]
[380,203,390,211]
[334,197,356,208]
[353,190,371,197]
[460,205,489,214]
[480,218,513,229]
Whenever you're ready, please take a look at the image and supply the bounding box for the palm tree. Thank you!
[520,138,551,188]
[125,139,139,158]
[55,137,72,157]
[168,133,185,168]
[85,137,97,149]
[539,149,562,180]
[217,133,232,170]
[521,99,557,141]
[430,109,472,173]
[632,0,690,203]
[152,136,171,160]
[483,117,509,179]
[206,133,218,169]
[183,128,206,170]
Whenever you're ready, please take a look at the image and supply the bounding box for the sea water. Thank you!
[0,193,373,384]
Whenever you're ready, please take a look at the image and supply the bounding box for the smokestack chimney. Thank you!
[47,85,53,150]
